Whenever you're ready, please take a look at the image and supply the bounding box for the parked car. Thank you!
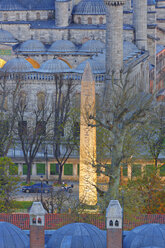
[22,183,52,193]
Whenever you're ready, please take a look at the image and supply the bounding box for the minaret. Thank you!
[106,200,123,248]
[133,0,148,50]
[55,0,72,27]
[79,62,97,206]
[104,0,125,78]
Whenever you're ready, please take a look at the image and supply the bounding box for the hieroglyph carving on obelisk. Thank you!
[79,62,97,206]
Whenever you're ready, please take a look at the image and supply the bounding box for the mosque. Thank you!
[0,0,164,181]
[0,0,164,95]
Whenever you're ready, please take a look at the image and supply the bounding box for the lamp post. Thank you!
[44,147,49,183]
[40,175,43,203]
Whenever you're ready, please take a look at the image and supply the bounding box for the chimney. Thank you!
[29,201,47,248]
[106,200,123,248]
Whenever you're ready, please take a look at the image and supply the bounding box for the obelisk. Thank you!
[79,62,97,206]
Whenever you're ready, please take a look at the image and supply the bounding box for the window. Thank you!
[37,92,45,110]
[132,164,141,177]
[99,17,103,24]
[88,17,92,24]
[36,163,45,175]
[16,13,20,21]
[36,121,46,136]
[26,12,29,21]
[4,13,8,21]
[77,17,81,24]
[50,164,59,175]
[19,91,27,109]
[18,121,27,135]
[36,12,40,20]
[32,217,36,224]
[73,121,80,138]
[64,164,73,176]
[109,220,113,226]
[0,91,8,111]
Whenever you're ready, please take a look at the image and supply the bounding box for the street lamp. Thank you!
[40,175,43,203]
[44,147,49,183]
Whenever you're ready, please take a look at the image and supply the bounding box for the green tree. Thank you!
[0,157,20,212]
[122,165,165,216]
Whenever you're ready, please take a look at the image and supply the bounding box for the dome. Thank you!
[79,40,105,53]
[72,0,106,15]
[0,0,26,11]
[39,58,71,73]
[0,222,29,248]
[47,223,106,248]
[74,56,105,74]
[18,39,46,53]
[1,57,34,73]
[0,29,17,43]
[123,224,165,248]
[48,40,76,53]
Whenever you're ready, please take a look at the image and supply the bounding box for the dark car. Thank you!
[22,183,52,193]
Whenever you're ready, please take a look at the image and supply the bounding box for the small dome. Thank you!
[1,57,34,73]
[74,56,105,74]
[73,0,106,15]
[0,222,29,248]
[39,58,70,73]
[47,223,106,248]
[123,224,165,248]
[18,39,46,53]
[0,29,17,43]
[79,40,105,53]
[48,40,76,53]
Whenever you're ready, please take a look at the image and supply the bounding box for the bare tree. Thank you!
[17,92,52,183]
[52,74,79,184]
[89,72,153,199]
[0,72,21,156]
[139,102,165,167]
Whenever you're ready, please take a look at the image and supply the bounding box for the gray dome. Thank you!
[48,40,76,53]
[18,39,46,52]
[0,222,29,248]
[123,224,165,248]
[1,57,34,73]
[74,56,105,74]
[0,0,26,11]
[73,0,106,15]
[0,29,17,43]
[39,58,70,73]
[79,40,105,53]
[47,223,106,248]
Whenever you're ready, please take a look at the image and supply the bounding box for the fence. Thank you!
[0,213,164,230]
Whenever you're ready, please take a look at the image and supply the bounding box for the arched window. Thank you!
[77,17,81,24]
[16,13,20,21]
[88,17,92,24]
[109,220,113,226]
[115,220,119,226]
[37,92,45,111]
[99,17,103,24]
[26,12,29,21]
[19,91,26,109]
[38,217,42,224]
[48,11,52,19]
[32,217,36,224]
[36,12,40,20]
[4,13,8,21]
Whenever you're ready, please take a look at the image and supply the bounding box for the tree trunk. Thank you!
[58,165,63,184]
[26,162,32,184]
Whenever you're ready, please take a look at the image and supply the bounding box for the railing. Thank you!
[0,213,164,230]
